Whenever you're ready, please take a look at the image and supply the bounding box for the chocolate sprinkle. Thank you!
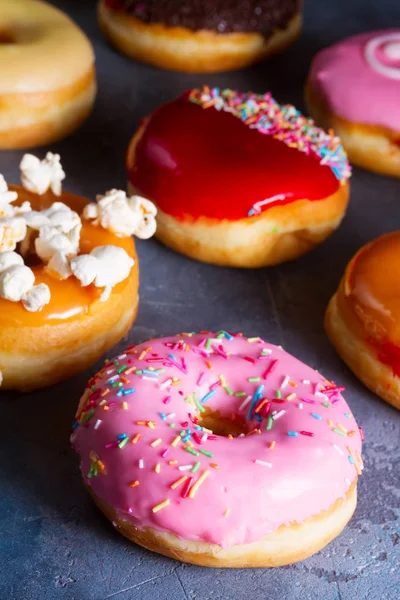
[106,0,301,36]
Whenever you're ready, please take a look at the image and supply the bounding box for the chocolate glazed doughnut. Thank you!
[98,0,302,72]
[107,0,300,35]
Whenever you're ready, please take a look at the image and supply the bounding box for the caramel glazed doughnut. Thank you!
[326,231,400,410]
[306,30,400,177]
[127,87,351,268]
[0,0,96,149]
[0,154,157,392]
[72,332,363,568]
[98,0,302,73]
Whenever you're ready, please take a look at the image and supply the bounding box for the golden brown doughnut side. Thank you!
[0,285,138,392]
[149,184,349,268]
[87,482,357,567]
[0,68,96,149]
[305,81,400,178]
[325,291,400,410]
[98,0,302,73]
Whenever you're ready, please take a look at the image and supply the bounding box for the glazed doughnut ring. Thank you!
[0,0,96,149]
[0,154,157,391]
[326,231,400,410]
[72,332,363,567]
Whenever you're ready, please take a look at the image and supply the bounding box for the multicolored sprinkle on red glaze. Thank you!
[129,89,347,221]
[189,87,351,185]
[71,332,363,548]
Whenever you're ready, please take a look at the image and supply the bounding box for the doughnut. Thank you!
[0,0,96,149]
[0,153,157,392]
[71,331,363,567]
[126,87,351,268]
[306,30,400,177]
[98,0,302,73]
[326,232,400,410]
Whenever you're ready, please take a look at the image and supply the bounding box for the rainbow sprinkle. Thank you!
[189,87,351,191]
[72,331,363,527]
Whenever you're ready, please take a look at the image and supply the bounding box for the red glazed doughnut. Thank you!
[127,87,351,267]
[72,331,363,567]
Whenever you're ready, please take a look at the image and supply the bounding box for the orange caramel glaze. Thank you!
[1,186,137,327]
[338,231,400,376]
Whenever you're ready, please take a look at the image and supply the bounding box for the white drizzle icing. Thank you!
[365,33,400,80]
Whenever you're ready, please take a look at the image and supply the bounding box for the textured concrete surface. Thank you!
[0,0,399,599]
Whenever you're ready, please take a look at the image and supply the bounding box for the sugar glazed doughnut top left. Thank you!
[0,154,157,391]
[128,87,351,268]
[72,332,363,568]
[0,0,96,149]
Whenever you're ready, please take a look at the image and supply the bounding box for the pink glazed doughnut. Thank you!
[71,331,363,567]
[306,30,400,177]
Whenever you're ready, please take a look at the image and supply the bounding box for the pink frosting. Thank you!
[309,30,400,131]
[71,332,363,549]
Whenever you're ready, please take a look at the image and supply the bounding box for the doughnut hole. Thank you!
[198,408,249,437]
[0,30,15,44]
[17,232,42,268]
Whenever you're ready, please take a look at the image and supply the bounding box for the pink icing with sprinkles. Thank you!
[71,332,363,548]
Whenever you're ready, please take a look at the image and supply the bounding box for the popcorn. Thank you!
[70,254,98,287]
[35,223,81,263]
[23,201,82,263]
[0,174,18,211]
[0,264,35,302]
[128,195,157,239]
[0,251,24,271]
[22,283,51,312]
[0,174,31,218]
[20,152,65,196]
[0,174,30,251]
[0,217,27,252]
[40,202,81,233]
[70,245,134,301]
[90,245,134,286]
[83,189,157,239]
[46,251,72,280]
[23,211,50,230]
[0,251,51,312]
[0,157,146,312]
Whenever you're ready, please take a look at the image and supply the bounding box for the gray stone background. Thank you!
[0,1,399,599]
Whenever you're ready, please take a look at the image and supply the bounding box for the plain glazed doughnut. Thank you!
[0,154,157,392]
[98,0,302,73]
[127,87,350,268]
[0,0,96,149]
[71,331,363,567]
[306,30,400,177]
[326,231,400,410]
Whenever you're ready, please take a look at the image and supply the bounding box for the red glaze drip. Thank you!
[128,95,340,221]
[375,341,400,378]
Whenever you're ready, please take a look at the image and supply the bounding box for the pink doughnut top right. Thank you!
[309,30,400,131]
